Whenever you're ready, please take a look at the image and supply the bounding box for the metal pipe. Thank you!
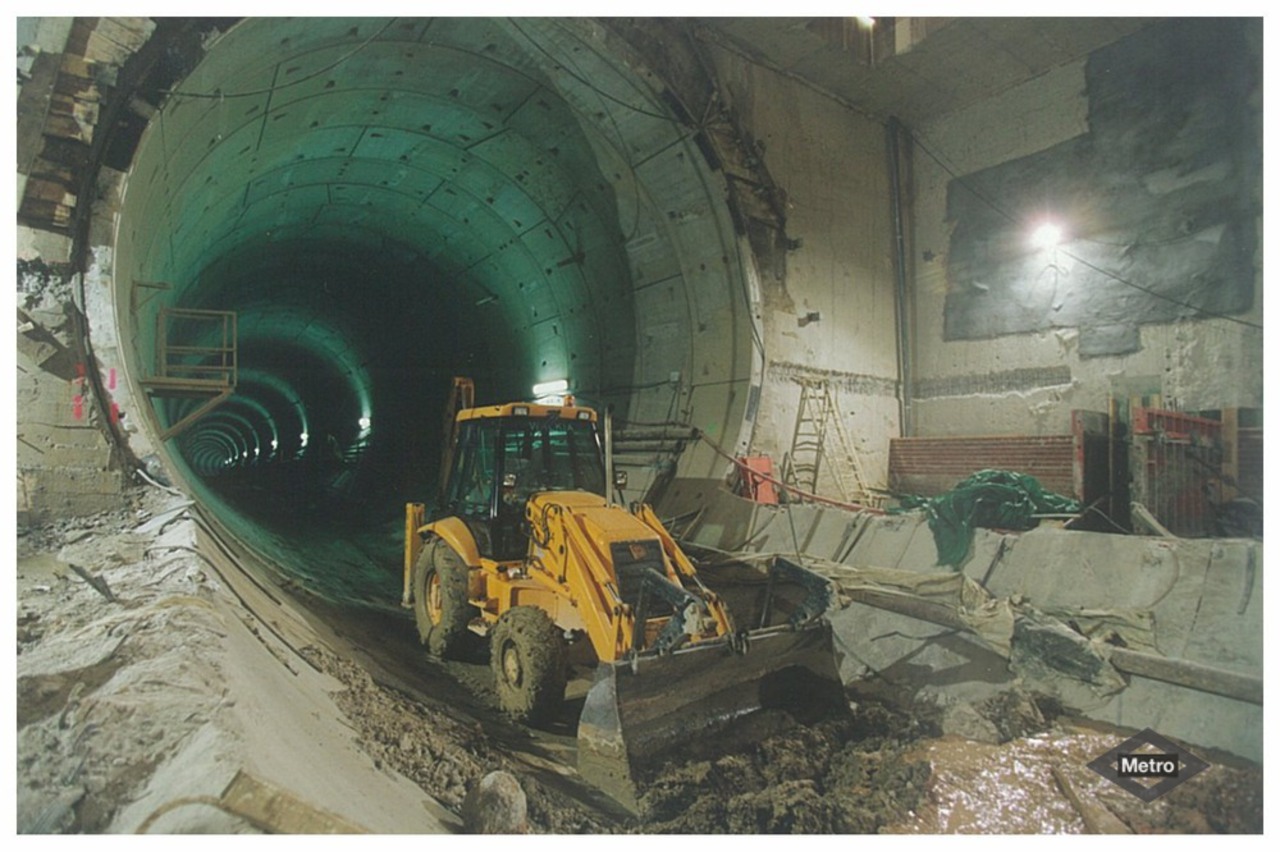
[886,116,912,437]
[604,404,615,507]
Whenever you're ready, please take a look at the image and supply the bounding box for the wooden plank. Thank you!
[18,198,73,229]
[1051,767,1132,834]
[1221,407,1239,500]
[23,178,76,203]
[219,770,368,834]
[44,113,91,142]
[1130,501,1175,538]
[1109,646,1262,706]
[57,54,96,81]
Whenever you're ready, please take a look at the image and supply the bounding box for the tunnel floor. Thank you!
[14,481,1265,833]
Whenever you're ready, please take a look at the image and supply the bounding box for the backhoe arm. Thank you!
[634,502,736,638]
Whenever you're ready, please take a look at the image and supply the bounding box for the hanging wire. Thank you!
[506,17,698,248]
[506,18,684,125]
[504,19,650,246]
[160,18,400,100]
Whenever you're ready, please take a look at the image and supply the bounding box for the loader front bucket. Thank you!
[576,621,847,812]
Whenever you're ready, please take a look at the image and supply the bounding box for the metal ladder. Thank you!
[139,306,237,441]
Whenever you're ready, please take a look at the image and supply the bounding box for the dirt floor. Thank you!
[11,483,1265,834]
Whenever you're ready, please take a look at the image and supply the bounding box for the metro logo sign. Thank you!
[1117,753,1180,778]
[1087,728,1210,801]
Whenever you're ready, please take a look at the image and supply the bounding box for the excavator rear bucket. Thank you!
[577,620,847,812]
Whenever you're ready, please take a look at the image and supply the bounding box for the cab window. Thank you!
[444,420,498,518]
[498,418,604,505]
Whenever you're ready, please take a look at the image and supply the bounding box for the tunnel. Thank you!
[19,18,1267,833]
[110,18,758,604]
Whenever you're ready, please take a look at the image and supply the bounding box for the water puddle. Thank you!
[886,723,1262,834]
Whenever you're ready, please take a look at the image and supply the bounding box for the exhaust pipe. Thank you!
[604,405,615,507]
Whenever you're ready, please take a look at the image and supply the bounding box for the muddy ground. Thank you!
[12,484,1265,834]
[317,628,937,834]
[634,701,935,833]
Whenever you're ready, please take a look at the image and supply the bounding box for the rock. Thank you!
[139,455,173,487]
[979,688,1049,741]
[460,770,527,834]
[939,701,1002,744]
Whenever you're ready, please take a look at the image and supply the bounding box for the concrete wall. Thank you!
[16,242,125,522]
[909,20,1263,439]
[707,47,901,494]
[15,19,154,522]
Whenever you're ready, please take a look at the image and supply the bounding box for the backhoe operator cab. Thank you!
[441,403,606,561]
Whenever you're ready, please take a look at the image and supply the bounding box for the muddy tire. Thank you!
[413,539,471,659]
[490,606,566,725]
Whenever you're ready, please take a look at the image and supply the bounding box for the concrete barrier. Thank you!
[657,480,1263,762]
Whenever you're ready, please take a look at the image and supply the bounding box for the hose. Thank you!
[691,427,887,515]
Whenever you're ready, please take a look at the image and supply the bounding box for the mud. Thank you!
[298,618,939,834]
[299,644,615,834]
[1116,756,1263,833]
[889,718,1263,834]
[636,701,936,833]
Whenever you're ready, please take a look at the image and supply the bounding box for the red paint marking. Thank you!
[75,362,86,380]
[110,402,120,425]
[108,368,117,390]
[72,395,84,420]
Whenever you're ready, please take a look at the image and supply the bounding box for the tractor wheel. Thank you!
[413,539,472,659]
[490,606,567,725]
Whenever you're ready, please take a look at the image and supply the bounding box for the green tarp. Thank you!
[896,470,1081,568]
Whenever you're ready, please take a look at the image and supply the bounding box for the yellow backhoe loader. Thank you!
[403,378,846,810]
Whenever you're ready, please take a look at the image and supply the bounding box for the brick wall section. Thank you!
[889,435,1077,498]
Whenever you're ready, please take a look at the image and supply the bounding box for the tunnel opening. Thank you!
[166,238,481,506]
[111,18,754,606]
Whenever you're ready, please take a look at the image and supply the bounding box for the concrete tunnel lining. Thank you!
[105,18,760,602]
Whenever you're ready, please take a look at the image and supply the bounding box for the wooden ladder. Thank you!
[783,378,872,504]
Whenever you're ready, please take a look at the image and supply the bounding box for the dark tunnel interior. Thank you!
[167,242,480,511]
[115,18,748,605]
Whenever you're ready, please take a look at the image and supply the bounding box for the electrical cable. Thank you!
[506,18,684,125]
[1056,247,1262,331]
[691,425,887,516]
[135,796,229,834]
[506,19,651,244]
[160,18,399,100]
